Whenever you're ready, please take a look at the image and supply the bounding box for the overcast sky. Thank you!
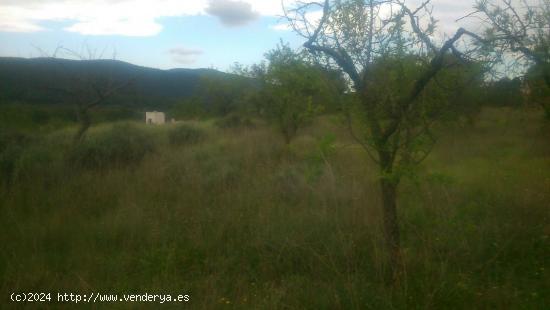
[0,0,480,71]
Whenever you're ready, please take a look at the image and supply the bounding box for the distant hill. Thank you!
[0,57,237,108]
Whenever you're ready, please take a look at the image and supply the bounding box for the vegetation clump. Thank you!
[0,130,31,187]
[67,123,155,169]
[214,113,255,129]
[168,123,205,146]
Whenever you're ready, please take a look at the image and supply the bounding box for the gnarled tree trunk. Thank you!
[380,177,403,284]
[379,150,403,284]
[74,105,91,142]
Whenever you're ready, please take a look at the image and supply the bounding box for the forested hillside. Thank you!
[0,57,237,108]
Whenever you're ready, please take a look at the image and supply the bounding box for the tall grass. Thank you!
[0,108,548,309]
[168,124,206,146]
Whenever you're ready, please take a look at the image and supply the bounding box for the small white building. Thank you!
[145,111,165,125]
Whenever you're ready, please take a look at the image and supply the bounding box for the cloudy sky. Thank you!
[0,0,479,71]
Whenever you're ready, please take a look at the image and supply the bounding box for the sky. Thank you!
[0,0,480,71]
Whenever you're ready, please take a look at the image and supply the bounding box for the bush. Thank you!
[168,124,205,146]
[0,131,31,187]
[68,123,156,169]
[214,113,255,129]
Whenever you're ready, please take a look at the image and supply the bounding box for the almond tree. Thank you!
[38,45,133,142]
[262,43,338,144]
[474,0,550,117]
[283,0,485,282]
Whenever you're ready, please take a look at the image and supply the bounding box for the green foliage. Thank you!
[426,171,456,187]
[0,103,76,133]
[13,138,64,183]
[67,123,156,169]
[0,130,31,187]
[304,133,337,183]
[90,106,141,123]
[0,130,30,154]
[199,75,253,116]
[431,57,486,123]
[260,42,337,144]
[474,0,550,118]
[482,78,524,107]
[170,98,208,120]
[348,53,485,179]
[364,54,484,121]
[169,73,257,121]
[525,63,550,119]
[168,124,205,146]
[214,113,255,129]
[0,103,140,134]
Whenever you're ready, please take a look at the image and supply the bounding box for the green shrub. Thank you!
[168,124,205,146]
[68,123,156,169]
[0,131,31,187]
[0,130,30,153]
[214,113,255,129]
[12,141,62,184]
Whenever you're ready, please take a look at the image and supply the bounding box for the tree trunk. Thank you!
[542,103,550,121]
[281,124,297,145]
[380,177,403,284]
[541,73,550,121]
[283,130,292,145]
[74,106,91,142]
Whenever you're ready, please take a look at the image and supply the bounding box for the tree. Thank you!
[474,0,550,117]
[259,42,340,144]
[37,45,132,142]
[525,62,550,117]
[483,77,524,107]
[196,74,251,117]
[70,72,132,142]
[171,72,255,121]
[283,0,484,282]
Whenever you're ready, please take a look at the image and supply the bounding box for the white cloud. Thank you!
[169,46,204,64]
[206,0,260,27]
[0,5,46,32]
[0,0,285,36]
[65,18,162,36]
[0,0,480,37]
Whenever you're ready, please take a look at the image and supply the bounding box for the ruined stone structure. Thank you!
[145,111,165,125]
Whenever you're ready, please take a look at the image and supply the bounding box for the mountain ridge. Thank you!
[0,57,236,108]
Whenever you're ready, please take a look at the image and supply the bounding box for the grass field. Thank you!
[1,107,549,309]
